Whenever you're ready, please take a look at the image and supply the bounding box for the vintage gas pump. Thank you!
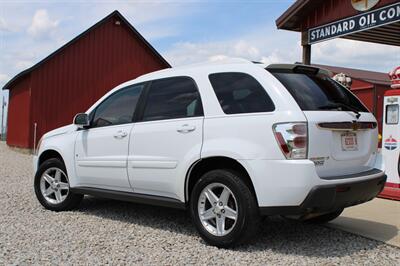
[380,66,400,200]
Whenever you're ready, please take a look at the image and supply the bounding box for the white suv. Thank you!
[33,60,386,247]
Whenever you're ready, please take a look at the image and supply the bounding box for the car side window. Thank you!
[209,72,275,114]
[142,77,203,122]
[91,84,144,128]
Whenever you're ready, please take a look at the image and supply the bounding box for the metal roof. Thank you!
[311,63,391,86]
[276,0,400,47]
[276,0,316,31]
[2,10,171,91]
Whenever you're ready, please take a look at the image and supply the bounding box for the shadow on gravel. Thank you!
[77,196,196,236]
[329,216,398,243]
[76,196,385,258]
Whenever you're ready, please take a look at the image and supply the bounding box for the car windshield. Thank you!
[270,72,369,112]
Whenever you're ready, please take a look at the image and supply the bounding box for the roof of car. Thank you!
[119,59,332,89]
[133,58,268,81]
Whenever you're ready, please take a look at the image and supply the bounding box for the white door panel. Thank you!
[130,157,178,169]
[75,124,133,191]
[128,117,203,199]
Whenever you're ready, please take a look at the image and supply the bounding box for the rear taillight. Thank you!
[273,122,308,159]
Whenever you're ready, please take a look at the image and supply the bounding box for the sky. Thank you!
[0,0,399,129]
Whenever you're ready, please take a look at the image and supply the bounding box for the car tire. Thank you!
[34,158,83,211]
[190,169,260,248]
[305,209,343,224]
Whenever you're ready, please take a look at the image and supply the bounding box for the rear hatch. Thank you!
[268,65,378,178]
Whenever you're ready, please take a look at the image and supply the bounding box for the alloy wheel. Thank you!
[197,183,238,236]
[40,167,70,204]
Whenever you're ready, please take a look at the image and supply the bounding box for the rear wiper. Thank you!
[318,103,361,119]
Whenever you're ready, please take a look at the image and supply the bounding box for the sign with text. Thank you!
[308,2,400,44]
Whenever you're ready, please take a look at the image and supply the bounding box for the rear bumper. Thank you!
[259,173,386,216]
[239,157,384,207]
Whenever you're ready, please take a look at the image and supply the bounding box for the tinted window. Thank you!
[209,72,275,114]
[142,77,203,121]
[271,72,368,112]
[91,84,144,128]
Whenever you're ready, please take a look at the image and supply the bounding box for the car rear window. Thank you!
[209,72,275,114]
[271,72,369,112]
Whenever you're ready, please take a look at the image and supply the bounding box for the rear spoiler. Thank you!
[266,64,333,77]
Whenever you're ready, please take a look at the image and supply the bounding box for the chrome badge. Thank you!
[310,157,329,166]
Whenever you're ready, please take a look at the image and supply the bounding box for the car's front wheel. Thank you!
[34,158,83,211]
[190,169,260,248]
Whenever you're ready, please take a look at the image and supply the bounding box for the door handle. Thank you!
[177,124,196,133]
[114,130,128,139]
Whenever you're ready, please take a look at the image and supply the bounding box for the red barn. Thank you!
[2,10,170,149]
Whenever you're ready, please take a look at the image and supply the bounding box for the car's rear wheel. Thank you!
[190,169,259,248]
[34,158,83,211]
[305,209,343,224]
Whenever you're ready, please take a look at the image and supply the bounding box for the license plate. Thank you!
[341,132,358,151]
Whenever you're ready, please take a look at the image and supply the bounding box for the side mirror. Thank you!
[73,113,90,128]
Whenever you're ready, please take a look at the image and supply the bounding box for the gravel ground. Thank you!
[0,141,399,265]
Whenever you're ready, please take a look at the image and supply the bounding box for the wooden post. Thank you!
[0,96,5,141]
[301,31,311,65]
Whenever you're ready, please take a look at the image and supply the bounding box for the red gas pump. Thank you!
[379,66,400,200]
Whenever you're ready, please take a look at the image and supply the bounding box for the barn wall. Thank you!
[350,79,375,112]
[375,84,390,135]
[351,80,391,146]
[28,15,168,148]
[352,87,374,112]
[6,75,31,148]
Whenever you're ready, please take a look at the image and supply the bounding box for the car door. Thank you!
[128,77,204,200]
[75,83,145,191]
